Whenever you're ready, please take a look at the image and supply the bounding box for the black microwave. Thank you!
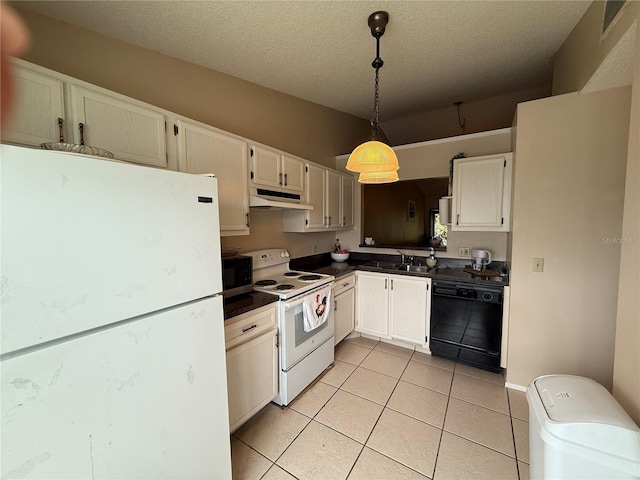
[222,255,253,298]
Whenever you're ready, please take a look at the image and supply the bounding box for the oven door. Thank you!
[280,284,335,371]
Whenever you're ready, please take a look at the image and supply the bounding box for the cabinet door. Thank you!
[2,64,65,146]
[334,287,355,345]
[305,163,327,229]
[389,275,429,346]
[226,329,278,432]
[69,85,167,168]
[326,170,341,229]
[340,174,355,228]
[452,155,506,230]
[250,145,281,189]
[355,272,389,338]
[177,120,249,236]
[281,154,305,193]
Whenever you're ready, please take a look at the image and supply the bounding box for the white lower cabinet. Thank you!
[355,271,430,347]
[333,274,356,345]
[224,303,278,433]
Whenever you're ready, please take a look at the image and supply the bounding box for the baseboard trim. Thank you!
[505,382,527,392]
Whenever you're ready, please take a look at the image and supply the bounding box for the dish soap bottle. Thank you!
[426,248,437,267]
[334,238,341,253]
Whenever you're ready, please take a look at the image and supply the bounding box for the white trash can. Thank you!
[527,375,640,480]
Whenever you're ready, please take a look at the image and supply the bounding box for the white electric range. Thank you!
[245,249,335,405]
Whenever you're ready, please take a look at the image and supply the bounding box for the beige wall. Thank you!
[381,86,549,146]
[612,14,640,424]
[337,129,512,260]
[553,0,639,425]
[15,8,370,259]
[508,88,630,390]
[553,1,639,95]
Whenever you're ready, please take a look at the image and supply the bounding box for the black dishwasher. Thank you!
[430,280,503,373]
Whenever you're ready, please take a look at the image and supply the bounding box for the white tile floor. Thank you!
[231,336,530,480]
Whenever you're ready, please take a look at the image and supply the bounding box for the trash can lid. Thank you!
[529,375,640,470]
[533,375,637,429]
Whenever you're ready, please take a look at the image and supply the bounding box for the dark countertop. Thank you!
[291,252,509,287]
[223,291,279,320]
[229,253,509,318]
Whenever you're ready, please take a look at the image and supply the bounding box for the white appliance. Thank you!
[471,248,492,271]
[246,249,334,406]
[0,145,232,479]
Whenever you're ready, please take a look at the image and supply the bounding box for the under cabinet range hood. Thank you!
[249,188,313,210]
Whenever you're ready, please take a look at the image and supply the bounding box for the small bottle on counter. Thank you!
[334,238,341,253]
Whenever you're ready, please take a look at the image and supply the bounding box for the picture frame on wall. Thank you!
[408,200,416,222]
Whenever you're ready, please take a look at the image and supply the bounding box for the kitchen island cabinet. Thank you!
[176,118,250,236]
[224,303,278,433]
[355,271,430,347]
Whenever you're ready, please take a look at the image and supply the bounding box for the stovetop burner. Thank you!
[244,249,335,299]
[299,274,322,282]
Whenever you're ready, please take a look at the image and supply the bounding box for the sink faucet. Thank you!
[396,250,414,265]
[396,249,406,265]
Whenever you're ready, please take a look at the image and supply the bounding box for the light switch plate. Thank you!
[533,257,544,272]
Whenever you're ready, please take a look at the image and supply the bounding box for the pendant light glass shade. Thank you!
[346,140,399,173]
[358,169,399,184]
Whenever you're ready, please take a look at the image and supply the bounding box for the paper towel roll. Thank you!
[439,197,451,225]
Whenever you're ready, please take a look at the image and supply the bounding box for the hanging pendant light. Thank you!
[346,11,399,182]
[358,169,399,184]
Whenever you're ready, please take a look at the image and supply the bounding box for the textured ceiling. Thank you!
[16,1,591,121]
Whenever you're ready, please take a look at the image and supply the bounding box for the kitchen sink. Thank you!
[397,264,430,273]
[363,261,398,270]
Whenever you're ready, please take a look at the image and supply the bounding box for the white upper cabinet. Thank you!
[281,154,305,193]
[69,85,167,168]
[2,61,65,146]
[451,153,513,232]
[340,173,355,228]
[176,119,250,236]
[326,169,341,228]
[304,162,327,229]
[250,146,305,194]
[282,164,348,232]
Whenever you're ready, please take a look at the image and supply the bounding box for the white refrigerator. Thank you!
[0,144,232,479]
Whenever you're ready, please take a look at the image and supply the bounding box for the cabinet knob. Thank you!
[245,212,250,227]
[284,173,288,186]
[79,123,85,145]
[279,172,283,185]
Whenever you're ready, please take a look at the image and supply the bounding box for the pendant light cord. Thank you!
[372,67,380,139]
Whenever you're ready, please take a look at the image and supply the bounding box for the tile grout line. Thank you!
[343,343,420,479]
[430,359,457,479]
[507,390,523,480]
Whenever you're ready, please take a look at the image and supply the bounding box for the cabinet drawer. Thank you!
[333,274,356,296]
[224,304,277,349]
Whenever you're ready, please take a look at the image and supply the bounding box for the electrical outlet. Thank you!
[458,247,470,257]
[533,257,544,272]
